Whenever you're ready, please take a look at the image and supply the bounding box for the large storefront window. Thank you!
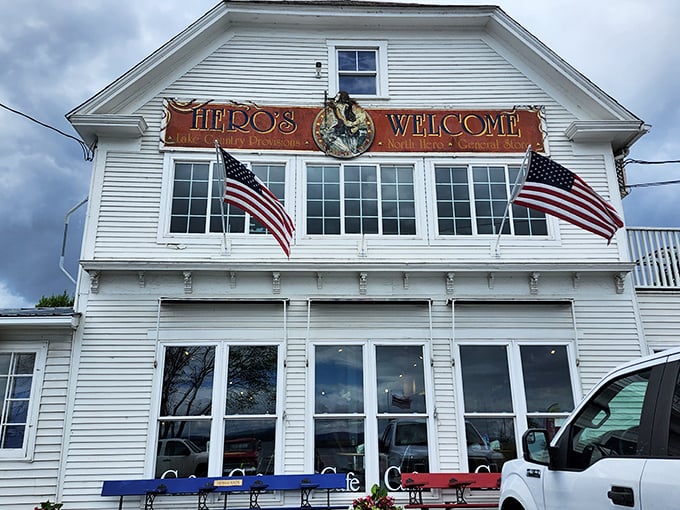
[156,344,279,478]
[459,343,575,471]
[313,343,428,491]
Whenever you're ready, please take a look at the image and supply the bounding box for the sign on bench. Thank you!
[400,472,501,509]
[101,473,348,510]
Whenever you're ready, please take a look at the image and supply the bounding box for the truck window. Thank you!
[667,369,680,456]
[566,368,651,469]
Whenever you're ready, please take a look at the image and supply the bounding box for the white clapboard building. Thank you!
[5,1,680,509]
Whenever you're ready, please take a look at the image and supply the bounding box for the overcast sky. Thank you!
[1,0,678,308]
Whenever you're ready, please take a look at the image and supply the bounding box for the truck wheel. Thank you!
[501,498,525,510]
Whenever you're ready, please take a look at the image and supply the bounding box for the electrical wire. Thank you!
[624,158,680,189]
[625,158,680,166]
[0,101,95,161]
[627,179,680,188]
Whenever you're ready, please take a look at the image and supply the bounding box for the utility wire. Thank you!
[0,101,95,161]
[625,158,680,166]
[627,179,680,189]
[624,158,680,189]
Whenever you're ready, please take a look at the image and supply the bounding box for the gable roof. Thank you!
[67,0,647,152]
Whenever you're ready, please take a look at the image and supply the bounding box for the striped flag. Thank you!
[512,151,623,242]
[219,148,295,256]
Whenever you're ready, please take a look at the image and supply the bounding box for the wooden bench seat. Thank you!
[101,473,348,510]
[400,472,500,509]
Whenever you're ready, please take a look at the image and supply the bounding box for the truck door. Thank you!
[639,358,680,508]
[541,366,657,510]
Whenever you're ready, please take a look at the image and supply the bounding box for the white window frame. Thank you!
[148,336,285,478]
[158,152,295,246]
[308,339,435,490]
[302,157,426,239]
[327,40,389,99]
[0,341,47,460]
[454,340,579,470]
[427,157,558,241]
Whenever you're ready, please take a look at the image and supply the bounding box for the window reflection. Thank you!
[226,345,277,415]
[460,345,512,413]
[378,418,429,488]
[520,345,574,413]
[156,420,210,478]
[465,418,515,472]
[315,418,365,489]
[161,346,214,417]
[376,345,426,413]
[315,345,364,414]
[224,418,275,475]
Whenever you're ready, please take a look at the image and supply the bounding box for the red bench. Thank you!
[400,472,501,509]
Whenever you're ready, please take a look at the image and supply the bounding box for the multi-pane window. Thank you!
[337,49,378,96]
[313,343,428,491]
[0,352,37,452]
[156,344,278,478]
[169,161,288,236]
[435,165,547,236]
[459,343,575,471]
[307,164,416,235]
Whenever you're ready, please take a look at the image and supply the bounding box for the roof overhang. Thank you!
[565,120,650,154]
[69,114,148,148]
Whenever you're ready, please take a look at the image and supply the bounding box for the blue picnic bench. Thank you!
[101,473,348,510]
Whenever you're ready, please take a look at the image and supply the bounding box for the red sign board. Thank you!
[161,100,544,155]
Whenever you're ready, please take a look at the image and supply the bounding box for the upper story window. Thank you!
[306,163,416,235]
[329,41,388,98]
[0,345,45,459]
[169,160,288,236]
[435,164,548,236]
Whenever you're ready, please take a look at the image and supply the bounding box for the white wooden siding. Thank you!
[637,291,680,352]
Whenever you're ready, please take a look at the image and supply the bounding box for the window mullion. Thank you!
[467,165,478,235]
[504,165,515,236]
[209,343,228,477]
[376,167,384,235]
[340,164,346,235]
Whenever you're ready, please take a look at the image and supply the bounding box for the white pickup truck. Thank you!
[499,347,680,510]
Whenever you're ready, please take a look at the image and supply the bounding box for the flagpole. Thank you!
[214,140,230,253]
[493,145,532,257]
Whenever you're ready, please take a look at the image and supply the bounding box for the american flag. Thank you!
[512,151,623,242]
[219,148,295,256]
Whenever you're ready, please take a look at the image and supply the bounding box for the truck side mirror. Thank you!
[522,429,550,465]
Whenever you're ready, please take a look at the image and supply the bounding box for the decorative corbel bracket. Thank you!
[403,272,410,290]
[615,272,626,294]
[272,272,281,294]
[445,272,455,295]
[316,272,324,290]
[183,271,193,294]
[138,271,145,288]
[529,272,540,295]
[229,271,237,289]
[359,272,368,295]
[487,272,495,289]
[90,271,101,294]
